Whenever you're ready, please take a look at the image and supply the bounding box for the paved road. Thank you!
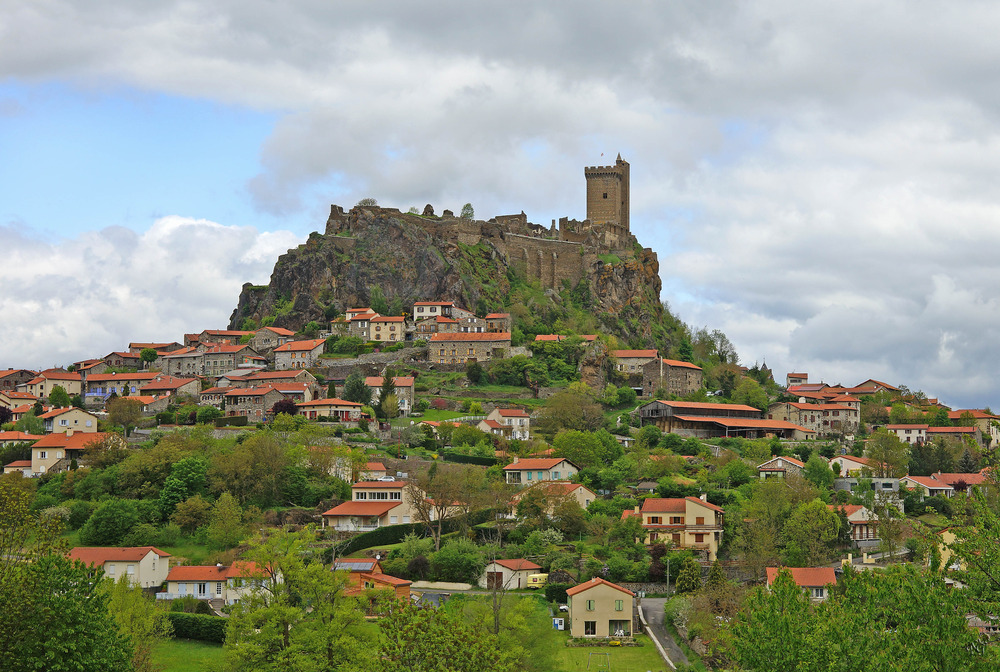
[639,597,690,669]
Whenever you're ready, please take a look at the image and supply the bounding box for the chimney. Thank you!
[512,456,518,464]
[634,505,640,514]
[65,429,73,437]
[700,493,707,501]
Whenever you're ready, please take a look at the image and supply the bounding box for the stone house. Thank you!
[139,376,201,400]
[767,402,860,435]
[39,407,98,434]
[159,347,203,376]
[224,385,285,421]
[84,372,160,404]
[503,457,579,485]
[203,345,259,376]
[480,559,542,589]
[946,409,1000,446]
[622,495,725,561]
[128,341,184,354]
[19,370,82,398]
[786,372,809,387]
[369,316,406,342]
[238,369,319,389]
[274,339,326,370]
[566,577,635,638]
[641,358,703,397]
[330,308,378,339]
[485,313,512,333]
[926,425,983,448]
[200,386,229,407]
[366,376,415,416]
[247,326,295,355]
[0,369,38,392]
[103,351,142,369]
[196,329,255,345]
[429,332,512,364]
[412,301,473,320]
[68,546,171,588]
[756,455,806,479]
[31,431,122,476]
[610,349,658,374]
[766,567,837,602]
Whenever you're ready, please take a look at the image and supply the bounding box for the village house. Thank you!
[0,369,38,392]
[533,334,599,342]
[128,341,184,354]
[158,562,274,605]
[333,559,412,601]
[0,430,43,448]
[611,349,658,374]
[158,347,202,376]
[274,339,326,370]
[900,475,954,500]
[828,504,879,545]
[140,376,201,399]
[129,395,171,416]
[480,558,543,589]
[928,470,991,496]
[366,376,415,416]
[756,455,806,479]
[321,481,426,531]
[330,308,379,339]
[247,326,295,355]
[484,313,511,333]
[68,546,171,588]
[3,460,33,476]
[641,358,704,398]
[429,332,512,364]
[19,370,82,398]
[203,345,260,376]
[0,391,39,410]
[411,301,475,320]
[297,398,363,422]
[829,454,882,476]
[566,577,635,638]
[638,400,814,440]
[224,385,286,421]
[39,407,98,434]
[886,424,928,444]
[103,351,143,369]
[31,431,122,476]
[512,481,597,516]
[623,496,725,561]
[369,316,405,342]
[767,402,860,435]
[786,372,809,387]
[200,386,229,407]
[926,425,984,447]
[946,409,1000,446]
[503,457,579,486]
[83,372,160,404]
[195,329,255,346]
[269,381,316,404]
[479,408,531,440]
[236,369,319,391]
[766,567,837,602]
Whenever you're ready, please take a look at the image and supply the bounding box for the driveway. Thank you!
[640,597,690,670]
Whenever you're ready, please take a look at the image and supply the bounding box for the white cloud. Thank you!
[0,217,300,368]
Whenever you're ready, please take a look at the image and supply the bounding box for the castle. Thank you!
[324,155,645,290]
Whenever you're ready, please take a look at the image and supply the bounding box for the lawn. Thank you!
[153,638,224,672]
[555,634,669,672]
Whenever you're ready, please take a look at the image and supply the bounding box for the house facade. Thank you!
[757,455,806,479]
[566,577,635,638]
[31,431,122,476]
[321,481,425,531]
[39,407,98,434]
[158,562,274,605]
[369,316,405,342]
[274,339,326,370]
[224,386,285,420]
[429,332,512,364]
[297,398,363,421]
[642,358,704,398]
[768,402,860,435]
[366,376,415,416]
[623,496,725,561]
[503,457,579,485]
[68,546,171,588]
[480,559,542,589]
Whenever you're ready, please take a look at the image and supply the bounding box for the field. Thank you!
[153,638,224,672]
[555,634,669,672]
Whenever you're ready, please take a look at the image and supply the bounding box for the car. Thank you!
[376,476,396,481]
[558,605,569,612]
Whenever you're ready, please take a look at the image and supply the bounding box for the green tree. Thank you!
[375,376,397,420]
[732,377,769,411]
[675,557,702,593]
[139,348,158,368]
[380,393,400,420]
[14,410,44,435]
[206,492,247,550]
[803,454,835,489]
[729,568,812,671]
[79,498,139,546]
[107,397,142,434]
[782,499,840,566]
[170,494,212,533]
[706,559,726,588]
[864,428,910,477]
[460,203,475,219]
[356,197,378,206]
[343,372,372,405]
[466,360,484,385]
[196,406,222,424]
[101,575,172,672]
[48,384,71,407]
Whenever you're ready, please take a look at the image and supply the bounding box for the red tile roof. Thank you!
[141,377,198,391]
[484,313,510,319]
[33,432,115,450]
[496,408,529,417]
[38,407,89,419]
[245,371,313,380]
[321,501,400,517]
[359,572,411,587]
[4,460,32,468]
[364,376,415,388]
[430,332,512,342]
[654,400,761,412]
[640,498,686,513]
[661,358,702,370]
[482,419,504,430]
[566,576,635,597]
[492,558,542,572]
[297,398,362,407]
[673,416,812,433]
[166,561,265,582]
[0,431,43,442]
[901,476,953,490]
[365,462,387,471]
[931,471,989,487]
[68,546,170,565]
[352,481,407,489]
[611,349,658,359]
[274,339,327,352]
[258,327,295,336]
[766,567,837,588]
[502,458,575,471]
[414,301,456,307]
[224,385,282,397]
[87,373,159,382]
[371,316,405,323]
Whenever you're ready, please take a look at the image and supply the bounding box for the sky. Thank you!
[3,1,1000,410]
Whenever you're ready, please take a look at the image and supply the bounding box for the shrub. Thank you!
[545,583,572,604]
[165,612,226,643]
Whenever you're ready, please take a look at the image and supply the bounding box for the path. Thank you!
[639,597,690,670]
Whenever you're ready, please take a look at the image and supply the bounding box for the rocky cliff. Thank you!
[229,205,677,349]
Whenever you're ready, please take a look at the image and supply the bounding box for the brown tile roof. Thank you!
[141,377,198,391]
[297,398,362,407]
[274,339,327,352]
[4,460,32,468]
[496,409,530,417]
[364,376,415,388]
[321,501,400,516]
[654,400,761,412]
[371,316,405,323]
[766,567,837,588]
[429,332,511,342]
[484,313,510,319]
[611,349,658,359]
[661,358,702,370]
[502,458,575,471]
[566,576,635,597]
[493,558,542,572]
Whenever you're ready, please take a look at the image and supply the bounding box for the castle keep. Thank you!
[324,155,646,291]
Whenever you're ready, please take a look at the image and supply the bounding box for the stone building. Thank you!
[369,316,405,342]
[585,154,630,248]
[642,358,703,397]
[429,332,511,364]
[223,385,285,421]
[274,339,326,370]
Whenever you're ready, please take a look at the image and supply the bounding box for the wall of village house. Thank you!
[568,583,634,638]
[432,340,510,364]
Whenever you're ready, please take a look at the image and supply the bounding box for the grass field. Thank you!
[153,639,224,672]
[555,634,669,672]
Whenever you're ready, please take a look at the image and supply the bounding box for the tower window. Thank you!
[603,193,608,199]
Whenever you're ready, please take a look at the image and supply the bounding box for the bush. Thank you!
[545,583,572,604]
[166,612,226,643]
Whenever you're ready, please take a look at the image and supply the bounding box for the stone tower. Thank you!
[585,154,630,247]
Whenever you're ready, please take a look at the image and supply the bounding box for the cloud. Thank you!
[0,218,300,368]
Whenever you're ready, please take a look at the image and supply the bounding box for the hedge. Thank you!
[545,583,572,604]
[214,416,249,427]
[441,452,499,466]
[326,508,501,560]
[166,612,227,643]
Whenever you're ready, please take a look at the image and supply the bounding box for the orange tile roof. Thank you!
[38,407,88,419]
[640,498,686,513]
[611,349,658,359]
[492,558,542,572]
[258,327,295,336]
[166,561,265,582]
[39,371,81,381]
[69,546,170,565]
[224,385,282,397]
[766,567,837,588]
[364,376,415,388]
[496,408,530,417]
[321,501,400,517]
[365,462,387,471]
[534,334,564,341]
[932,471,989,487]
[414,301,456,306]
[429,332,511,342]
[274,339,327,352]
[482,419,504,430]
[141,377,198,391]
[502,458,575,471]
[87,373,159,382]
[0,431,43,442]
[673,416,812,433]
[4,460,32,468]
[371,316,405,323]
[661,358,702,370]
[484,313,510,319]
[654,400,761,412]
[901,476,953,490]
[566,576,635,597]
[297,398,362,407]
[926,426,975,433]
[33,432,114,450]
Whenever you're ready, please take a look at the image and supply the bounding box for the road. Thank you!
[639,597,690,670]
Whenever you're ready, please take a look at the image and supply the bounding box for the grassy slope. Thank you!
[153,639,224,672]
[555,633,669,672]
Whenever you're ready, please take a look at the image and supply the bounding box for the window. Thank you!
[527,471,533,481]
[216,582,223,596]
[127,565,135,575]
[811,587,825,599]
[38,451,46,460]
[670,516,683,525]
[648,516,662,524]
[585,621,597,635]
[107,564,115,576]
[553,471,560,479]
[615,599,623,611]
[537,471,544,480]
[390,516,398,524]
[695,533,705,543]
[696,517,705,525]
[602,192,608,199]
[672,533,681,544]
[586,600,595,611]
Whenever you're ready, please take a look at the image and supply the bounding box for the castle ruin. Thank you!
[325,155,645,291]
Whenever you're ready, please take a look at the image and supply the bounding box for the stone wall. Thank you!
[503,234,589,289]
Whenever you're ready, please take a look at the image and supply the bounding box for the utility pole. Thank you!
[666,557,671,596]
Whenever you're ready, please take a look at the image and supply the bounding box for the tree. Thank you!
[675,557,702,593]
[729,569,812,671]
[732,377,768,411]
[196,406,222,424]
[107,397,142,433]
[460,203,475,220]
[356,197,378,206]
[782,499,840,566]
[0,481,135,672]
[79,498,139,546]
[206,492,247,550]
[380,393,400,420]
[48,384,71,408]
[865,428,910,477]
[326,382,337,398]
[101,575,172,672]
[466,360,484,385]
[139,348,158,368]
[170,494,212,533]
[803,454,835,489]
[376,376,397,420]
[408,464,476,551]
[343,372,372,405]
[271,398,299,418]
[957,447,980,472]
[225,527,375,672]
[14,410,43,435]
[534,390,604,439]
